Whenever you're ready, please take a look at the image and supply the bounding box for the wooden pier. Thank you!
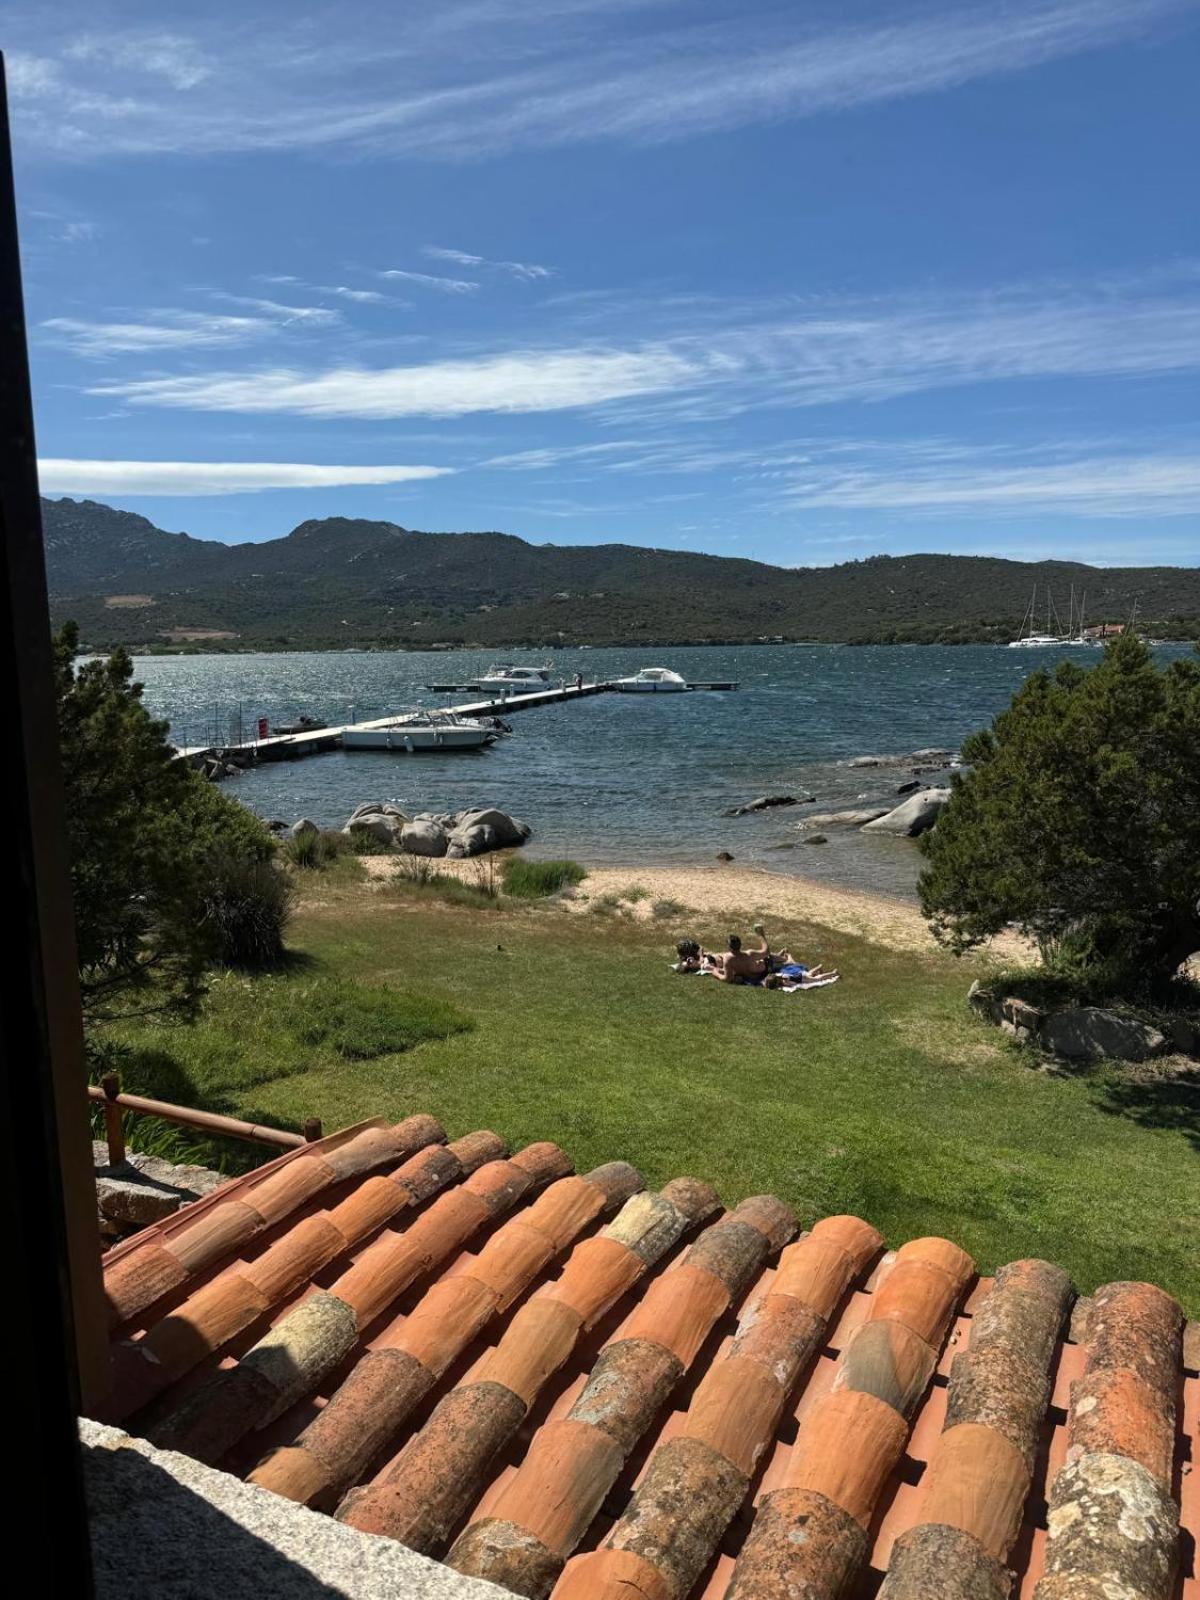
[175,676,737,767]
[174,680,611,765]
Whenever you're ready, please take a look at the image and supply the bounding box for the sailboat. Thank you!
[1060,585,1097,647]
[1008,585,1061,648]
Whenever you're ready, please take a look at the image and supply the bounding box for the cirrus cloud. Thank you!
[90,345,703,418]
[37,459,452,496]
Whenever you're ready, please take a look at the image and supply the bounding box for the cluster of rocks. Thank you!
[341,802,531,858]
[968,984,1198,1063]
[722,751,960,849]
[804,788,952,839]
[94,1142,228,1245]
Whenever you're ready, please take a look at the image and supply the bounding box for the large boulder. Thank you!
[1041,1007,1167,1063]
[452,808,531,847]
[446,822,499,858]
[348,817,397,847]
[343,801,409,847]
[289,818,320,839]
[345,802,409,827]
[862,788,951,837]
[399,820,449,857]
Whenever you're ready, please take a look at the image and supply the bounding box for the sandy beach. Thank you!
[365,854,1028,960]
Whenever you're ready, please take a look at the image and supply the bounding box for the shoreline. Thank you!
[363,854,1028,959]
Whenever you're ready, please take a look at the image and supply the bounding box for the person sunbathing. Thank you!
[674,938,705,972]
[711,933,772,982]
[714,927,839,985]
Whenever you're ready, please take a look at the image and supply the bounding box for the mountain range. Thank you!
[40,496,1200,651]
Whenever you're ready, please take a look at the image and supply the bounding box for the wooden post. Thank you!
[303,1117,324,1143]
[100,1073,126,1167]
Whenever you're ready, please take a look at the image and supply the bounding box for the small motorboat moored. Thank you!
[342,711,499,752]
[476,663,555,689]
[614,667,689,693]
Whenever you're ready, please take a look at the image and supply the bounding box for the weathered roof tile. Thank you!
[92,1115,1195,1600]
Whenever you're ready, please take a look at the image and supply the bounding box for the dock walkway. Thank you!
[175,680,611,764]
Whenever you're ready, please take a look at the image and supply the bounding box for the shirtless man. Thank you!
[711,932,771,982]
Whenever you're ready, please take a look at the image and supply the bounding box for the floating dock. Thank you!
[175,677,736,768]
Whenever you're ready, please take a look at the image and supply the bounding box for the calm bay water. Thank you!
[132,643,1193,900]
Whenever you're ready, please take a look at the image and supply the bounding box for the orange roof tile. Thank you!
[92,1114,1199,1600]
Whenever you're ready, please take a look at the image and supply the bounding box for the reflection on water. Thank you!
[131,642,1192,902]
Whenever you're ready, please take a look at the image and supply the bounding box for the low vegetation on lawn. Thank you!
[97,967,471,1169]
[104,869,1200,1313]
[500,856,588,898]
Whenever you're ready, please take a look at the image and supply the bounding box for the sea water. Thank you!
[131,642,1194,900]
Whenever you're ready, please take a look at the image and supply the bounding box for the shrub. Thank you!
[501,857,588,898]
[391,855,501,909]
[202,853,294,968]
[54,623,280,1020]
[920,635,1200,997]
[285,829,348,870]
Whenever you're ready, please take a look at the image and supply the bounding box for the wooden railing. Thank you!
[90,1071,322,1167]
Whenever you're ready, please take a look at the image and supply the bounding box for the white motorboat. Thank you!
[614,666,689,693]
[476,663,554,689]
[342,711,498,752]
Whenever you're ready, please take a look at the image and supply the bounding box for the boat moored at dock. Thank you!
[342,711,499,752]
[614,666,689,692]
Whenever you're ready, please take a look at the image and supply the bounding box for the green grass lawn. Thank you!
[105,866,1200,1314]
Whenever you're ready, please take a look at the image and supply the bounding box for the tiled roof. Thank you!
[95,1114,1199,1599]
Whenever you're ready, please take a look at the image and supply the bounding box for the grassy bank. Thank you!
[105,862,1200,1313]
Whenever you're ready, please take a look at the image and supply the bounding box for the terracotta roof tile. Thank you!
[91,1114,1196,1600]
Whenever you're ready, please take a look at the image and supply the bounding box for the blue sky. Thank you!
[7,0,1200,565]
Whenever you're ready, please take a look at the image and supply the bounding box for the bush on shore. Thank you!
[54,622,288,1021]
[284,829,352,870]
[920,634,1200,1003]
[501,857,588,898]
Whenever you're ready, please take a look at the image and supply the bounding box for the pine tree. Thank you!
[919,635,1200,996]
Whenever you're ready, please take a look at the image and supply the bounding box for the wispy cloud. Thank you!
[88,274,1200,417]
[482,440,643,469]
[94,345,699,417]
[379,268,479,294]
[209,293,342,325]
[37,459,452,496]
[64,31,213,91]
[41,311,273,357]
[326,285,388,303]
[7,2,1192,160]
[39,289,353,357]
[425,245,553,280]
[774,446,1200,518]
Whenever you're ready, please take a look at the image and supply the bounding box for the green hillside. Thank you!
[41,497,1200,651]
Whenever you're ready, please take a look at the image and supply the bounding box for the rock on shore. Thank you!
[342,803,530,858]
[804,808,890,828]
[846,748,957,769]
[862,788,951,837]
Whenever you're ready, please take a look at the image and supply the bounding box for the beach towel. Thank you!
[672,963,839,992]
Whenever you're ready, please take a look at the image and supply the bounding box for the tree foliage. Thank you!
[54,623,282,1021]
[919,635,1200,995]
